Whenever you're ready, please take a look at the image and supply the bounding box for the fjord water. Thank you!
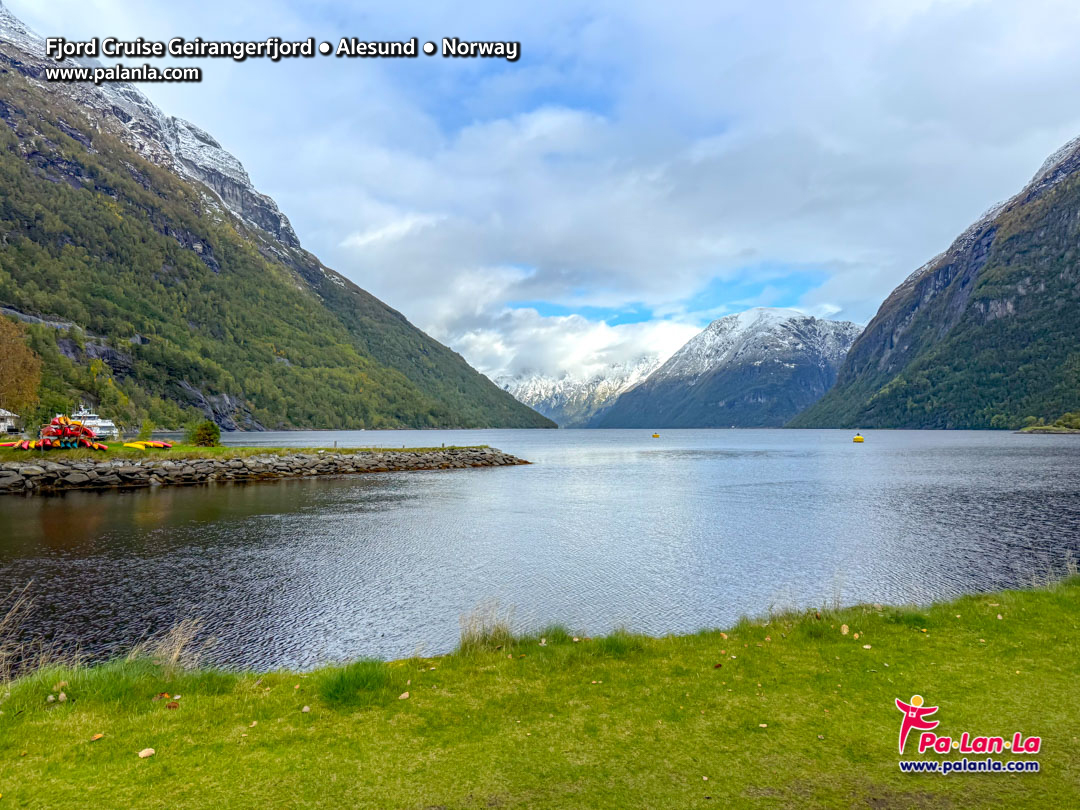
[1,429,1078,669]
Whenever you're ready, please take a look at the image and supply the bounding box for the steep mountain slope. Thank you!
[591,309,861,428]
[498,356,660,427]
[793,138,1080,429]
[0,4,552,430]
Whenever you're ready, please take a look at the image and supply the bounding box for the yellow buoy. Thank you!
[852,433,864,443]
[652,433,660,438]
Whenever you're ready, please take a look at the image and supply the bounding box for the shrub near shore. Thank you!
[1,579,1077,808]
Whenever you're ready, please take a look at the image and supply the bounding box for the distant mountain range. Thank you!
[498,355,661,427]
[591,309,861,428]
[0,3,553,430]
[502,309,862,428]
[794,135,1080,429]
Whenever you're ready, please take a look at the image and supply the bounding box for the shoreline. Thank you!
[1016,426,1080,434]
[0,446,528,496]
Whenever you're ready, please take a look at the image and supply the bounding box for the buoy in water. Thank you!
[652,433,660,438]
[852,433,864,443]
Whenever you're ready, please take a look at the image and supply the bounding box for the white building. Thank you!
[0,408,20,434]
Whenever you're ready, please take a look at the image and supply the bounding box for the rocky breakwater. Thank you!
[0,448,528,495]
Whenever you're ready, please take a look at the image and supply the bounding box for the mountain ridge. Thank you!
[792,135,1080,429]
[0,3,299,251]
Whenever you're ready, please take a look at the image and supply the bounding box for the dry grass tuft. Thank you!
[0,582,70,684]
[458,600,515,653]
[127,618,210,672]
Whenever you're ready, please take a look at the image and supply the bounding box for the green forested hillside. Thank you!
[0,70,553,430]
[792,146,1080,429]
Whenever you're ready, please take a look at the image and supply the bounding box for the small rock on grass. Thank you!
[301,705,311,713]
[138,748,155,759]
[398,692,410,700]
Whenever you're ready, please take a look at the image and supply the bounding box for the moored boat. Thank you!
[66,407,119,439]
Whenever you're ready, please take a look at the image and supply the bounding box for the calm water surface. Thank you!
[1,429,1078,669]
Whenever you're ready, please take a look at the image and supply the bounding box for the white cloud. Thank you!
[453,310,700,381]
[341,213,445,249]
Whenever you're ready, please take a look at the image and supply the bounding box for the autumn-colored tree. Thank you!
[0,317,43,415]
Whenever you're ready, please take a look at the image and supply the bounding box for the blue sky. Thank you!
[11,0,1080,379]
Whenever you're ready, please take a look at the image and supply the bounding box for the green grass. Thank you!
[0,444,488,463]
[1,580,1078,808]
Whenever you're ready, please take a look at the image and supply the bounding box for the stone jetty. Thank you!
[0,447,527,495]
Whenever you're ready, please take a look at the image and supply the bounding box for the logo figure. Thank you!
[895,694,939,754]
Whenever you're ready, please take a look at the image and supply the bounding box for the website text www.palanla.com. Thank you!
[45,63,201,85]
[899,757,1040,775]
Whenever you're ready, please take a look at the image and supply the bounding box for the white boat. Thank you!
[65,407,120,439]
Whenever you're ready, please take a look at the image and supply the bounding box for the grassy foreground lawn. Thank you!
[1,580,1078,808]
[0,444,487,463]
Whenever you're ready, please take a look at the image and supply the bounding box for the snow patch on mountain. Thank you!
[649,308,861,386]
[898,134,1080,294]
[499,355,662,427]
[0,2,298,249]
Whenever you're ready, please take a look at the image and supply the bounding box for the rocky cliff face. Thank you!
[793,137,1080,429]
[0,2,298,251]
[498,356,661,427]
[591,309,861,428]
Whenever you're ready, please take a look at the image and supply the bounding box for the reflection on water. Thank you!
[1,429,1078,669]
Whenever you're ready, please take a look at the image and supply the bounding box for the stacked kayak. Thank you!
[39,415,108,450]
[1,436,108,451]
[1,415,174,453]
[2,415,108,451]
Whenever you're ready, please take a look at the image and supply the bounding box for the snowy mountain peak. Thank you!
[591,308,863,428]
[498,355,662,427]
[0,2,299,250]
[652,308,861,385]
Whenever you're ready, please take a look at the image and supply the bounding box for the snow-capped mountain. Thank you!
[0,2,298,250]
[591,308,862,428]
[498,355,661,427]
